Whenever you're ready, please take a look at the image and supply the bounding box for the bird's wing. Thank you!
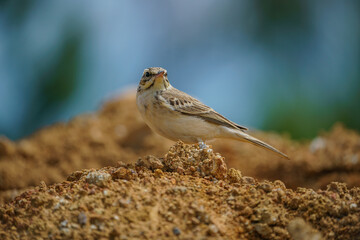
[161,88,248,131]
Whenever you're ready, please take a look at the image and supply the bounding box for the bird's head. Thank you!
[137,67,170,92]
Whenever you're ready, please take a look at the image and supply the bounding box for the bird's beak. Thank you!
[155,71,165,78]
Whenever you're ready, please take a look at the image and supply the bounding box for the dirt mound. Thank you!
[0,94,173,194]
[1,141,359,239]
[218,124,360,190]
[0,94,360,205]
[1,94,360,200]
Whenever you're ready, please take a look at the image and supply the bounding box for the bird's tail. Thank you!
[234,131,290,160]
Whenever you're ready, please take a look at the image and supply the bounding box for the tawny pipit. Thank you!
[136,67,289,159]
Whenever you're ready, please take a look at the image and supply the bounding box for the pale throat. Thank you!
[152,78,170,91]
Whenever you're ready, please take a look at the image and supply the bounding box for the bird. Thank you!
[136,67,289,159]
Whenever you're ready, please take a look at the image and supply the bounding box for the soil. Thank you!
[0,92,360,239]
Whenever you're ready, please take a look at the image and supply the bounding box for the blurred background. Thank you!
[0,0,359,140]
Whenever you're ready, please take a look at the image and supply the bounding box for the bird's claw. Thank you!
[198,142,208,150]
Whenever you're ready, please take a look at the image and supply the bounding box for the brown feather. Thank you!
[161,88,248,131]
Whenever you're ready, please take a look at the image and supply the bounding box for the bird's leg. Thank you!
[198,140,208,150]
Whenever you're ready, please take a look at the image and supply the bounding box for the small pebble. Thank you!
[60,220,68,228]
[173,227,181,236]
[208,224,219,236]
[86,171,111,187]
[350,203,357,209]
[78,212,87,226]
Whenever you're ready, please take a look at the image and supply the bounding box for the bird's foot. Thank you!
[198,141,208,150]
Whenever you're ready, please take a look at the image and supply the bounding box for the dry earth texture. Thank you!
[0,93,360,239]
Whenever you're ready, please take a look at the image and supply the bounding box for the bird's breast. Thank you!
[136,90,223,143]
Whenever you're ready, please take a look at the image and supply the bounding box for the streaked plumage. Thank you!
[136,67,289,159]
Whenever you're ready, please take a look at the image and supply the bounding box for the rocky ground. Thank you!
[0,93,360,239]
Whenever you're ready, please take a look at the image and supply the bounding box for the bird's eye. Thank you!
[145,72,150,77]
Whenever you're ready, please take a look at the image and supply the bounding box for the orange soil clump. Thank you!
[1,142,359,239]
